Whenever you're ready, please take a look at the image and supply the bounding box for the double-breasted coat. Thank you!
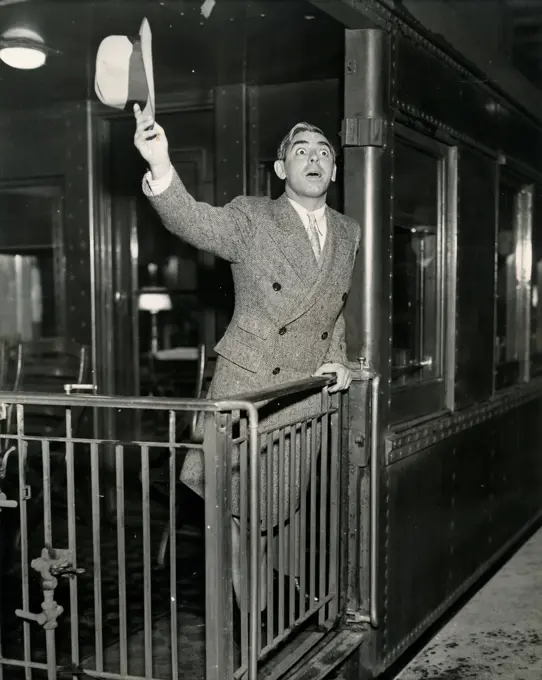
[143,169,360,526]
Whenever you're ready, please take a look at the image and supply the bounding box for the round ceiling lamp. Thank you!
[0,27,47,70]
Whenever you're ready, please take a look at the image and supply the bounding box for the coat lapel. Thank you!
[270,194,319,286]
[282,207,353,325]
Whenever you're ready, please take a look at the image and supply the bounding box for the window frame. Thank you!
[528,186,542,378]
[494,164,533,391]
[389,125,458,425]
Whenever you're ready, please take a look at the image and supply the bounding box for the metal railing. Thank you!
[204,377,343,680]
[0,375,345,680]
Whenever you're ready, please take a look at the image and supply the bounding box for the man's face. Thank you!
[274,131,337,199]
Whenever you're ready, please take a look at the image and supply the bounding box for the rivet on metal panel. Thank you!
[345,59,357,75]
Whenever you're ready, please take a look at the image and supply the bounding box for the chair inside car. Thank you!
[151,342,212,566]
[2,337,91,544]
[18,337,89,437]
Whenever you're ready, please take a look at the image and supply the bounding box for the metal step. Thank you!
[278,628,367,680]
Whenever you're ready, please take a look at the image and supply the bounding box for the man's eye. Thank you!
[297,148,306,155]
[320,149,329,157]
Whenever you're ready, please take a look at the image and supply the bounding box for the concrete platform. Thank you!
[393,524,542,679]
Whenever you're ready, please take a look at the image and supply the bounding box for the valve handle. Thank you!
[15,609,47,625]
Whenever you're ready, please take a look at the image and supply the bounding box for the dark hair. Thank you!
[276,122,336,162]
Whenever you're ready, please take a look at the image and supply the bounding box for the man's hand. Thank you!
[133,103,171,181]
[313,362,352,393]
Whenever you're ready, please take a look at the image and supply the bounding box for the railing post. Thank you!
[204,411,234,680]
[344,366,380,628]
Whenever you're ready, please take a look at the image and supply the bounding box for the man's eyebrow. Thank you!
[291,139,332,150]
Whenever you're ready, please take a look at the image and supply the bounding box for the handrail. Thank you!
[0,391,223,411]
[0,376,337,412]
[226,375,336,403]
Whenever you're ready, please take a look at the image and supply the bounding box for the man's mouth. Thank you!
[306,169,322,178]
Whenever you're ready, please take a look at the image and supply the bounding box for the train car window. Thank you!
[390,131,455,422]
[495,173,532,389]
[392,138,441,387]
[530,188,542,376]
[0,187,65,342]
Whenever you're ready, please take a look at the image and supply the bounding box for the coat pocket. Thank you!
[215,325,265,374]
[236,316,271,340]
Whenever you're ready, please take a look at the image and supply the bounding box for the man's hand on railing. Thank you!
[313,362,352,393]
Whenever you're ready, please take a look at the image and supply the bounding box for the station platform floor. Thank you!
[391,522,542,680]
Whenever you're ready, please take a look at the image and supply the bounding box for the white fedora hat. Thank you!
[95,17,155,118]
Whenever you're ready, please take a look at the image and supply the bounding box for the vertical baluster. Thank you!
[169,411,178,680]
[319,390,330,625]
[116,444,128,676]
[65,406,80,675]
[90,442,104,669]
[41,439,56,680]
[204,412,233,680]
[327,393,341,621]
[16,405,31,680]
[140,445,153,678]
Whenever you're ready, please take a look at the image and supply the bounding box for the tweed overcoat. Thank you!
[143,169,360,525]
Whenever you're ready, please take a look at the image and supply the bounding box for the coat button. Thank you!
[273,282,282,291]
[272,367,281,375]
[278,327,287,336]
[321,332,329,340]
[342,293,347,302]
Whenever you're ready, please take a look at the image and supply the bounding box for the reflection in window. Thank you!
[496,177,533,389]
[392,138,442,387]
[0,188,64,342]
[495,181,519,368]
[530,195,542,366]
[532,261,542,357]
[0,252,58,341]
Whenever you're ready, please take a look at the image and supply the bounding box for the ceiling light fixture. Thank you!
[0,27,47,70]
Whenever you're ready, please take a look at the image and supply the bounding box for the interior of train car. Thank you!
[0,3,353,679]
[1,0,542,679]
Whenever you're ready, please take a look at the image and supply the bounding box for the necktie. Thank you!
[307,212,322,263]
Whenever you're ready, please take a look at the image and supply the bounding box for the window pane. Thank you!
[0,190,63,341]
[532,260,542,356]
[496,181,518,367]
[392,138,441,386]
[530,194,542,367]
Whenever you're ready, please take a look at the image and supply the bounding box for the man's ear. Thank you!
[331,164,337,183]
[274,159,286,180]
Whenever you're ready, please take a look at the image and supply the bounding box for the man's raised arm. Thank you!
[134,104,253,263]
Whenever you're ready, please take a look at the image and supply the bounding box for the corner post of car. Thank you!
[341,24,392,646]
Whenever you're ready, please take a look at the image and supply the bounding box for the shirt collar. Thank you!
[287,197,327,221]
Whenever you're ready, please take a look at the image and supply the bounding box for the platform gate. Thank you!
[0,376,348,680]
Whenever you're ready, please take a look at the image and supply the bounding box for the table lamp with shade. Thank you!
[138,287,172,355]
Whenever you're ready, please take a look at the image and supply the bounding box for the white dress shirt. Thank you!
[144,166,328,250]
[286,198,327,251]
[145,165,174,195]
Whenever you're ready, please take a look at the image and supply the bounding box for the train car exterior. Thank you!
[338,1,542,677]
